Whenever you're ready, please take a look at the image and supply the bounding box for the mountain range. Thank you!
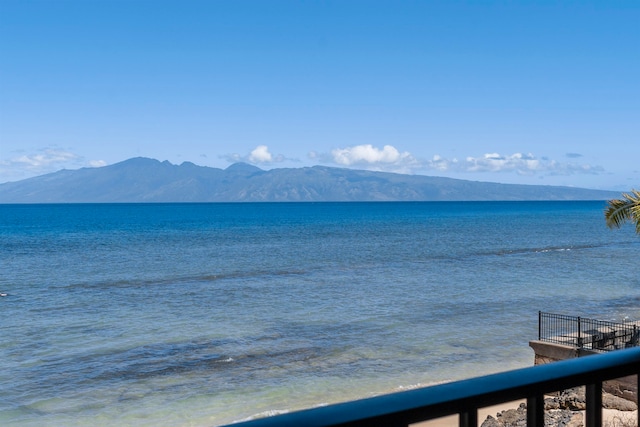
[0,157,618,203]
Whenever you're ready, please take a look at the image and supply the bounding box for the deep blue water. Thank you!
[1,201,638,426]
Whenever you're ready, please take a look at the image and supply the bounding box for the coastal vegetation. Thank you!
[605,189,640,234]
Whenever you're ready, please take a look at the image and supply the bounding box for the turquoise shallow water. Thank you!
[1,201,639,426]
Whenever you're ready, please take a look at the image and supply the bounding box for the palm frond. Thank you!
[627,190,640,234]
[605,189,640,234]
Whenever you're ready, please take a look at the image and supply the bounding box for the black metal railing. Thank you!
[222,346,640,427]
[538,311,640,351]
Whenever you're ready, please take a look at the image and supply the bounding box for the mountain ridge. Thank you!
[0,157,618,203]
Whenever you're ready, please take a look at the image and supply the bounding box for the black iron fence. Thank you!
[538,311,640,351]
[223,347,640,427]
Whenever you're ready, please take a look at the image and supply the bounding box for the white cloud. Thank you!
[465,152,540,174]
[222,153,243,163]
[429,154,451,171]
[222,145,289,166]
[424,152,604,176]
[0,149,75,182]
[0,148,109,183]
[11,149,79,168]
[311,145,600,177]
[249,145,273,163]
[326,144,419,173]
[332,144,404,165]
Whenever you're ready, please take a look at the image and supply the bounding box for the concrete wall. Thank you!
[529,340,637,402]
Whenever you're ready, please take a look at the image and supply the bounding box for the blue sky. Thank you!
[1,0,638,190]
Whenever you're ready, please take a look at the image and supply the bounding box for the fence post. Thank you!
[577,316,582,348]
[459,410,477,427]
[527,394,545,427]
[538,311,542,340]
[585,381,603,427]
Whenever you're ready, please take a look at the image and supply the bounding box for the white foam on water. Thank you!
[234,409,291,423]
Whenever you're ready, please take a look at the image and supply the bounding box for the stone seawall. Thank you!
[529,340,637,403]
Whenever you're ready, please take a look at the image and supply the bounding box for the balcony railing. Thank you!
[538,311,640,351]
[222,346,640,427]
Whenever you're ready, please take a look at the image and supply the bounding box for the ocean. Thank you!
[1,201,638,426]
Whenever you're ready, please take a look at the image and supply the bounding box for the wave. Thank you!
[61,268,309,290]
[474,242,610,258]
[234,409,291,423]
[409,243,609,266]
[229,380,453,425]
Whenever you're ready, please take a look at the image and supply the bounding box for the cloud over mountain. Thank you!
[0,148,105,183]
[307,145,603,179]
[425,152,604,176]
[223,145,289,166]
[0,157,617,203]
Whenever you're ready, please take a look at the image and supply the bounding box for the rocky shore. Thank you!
[480,388,637,427]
